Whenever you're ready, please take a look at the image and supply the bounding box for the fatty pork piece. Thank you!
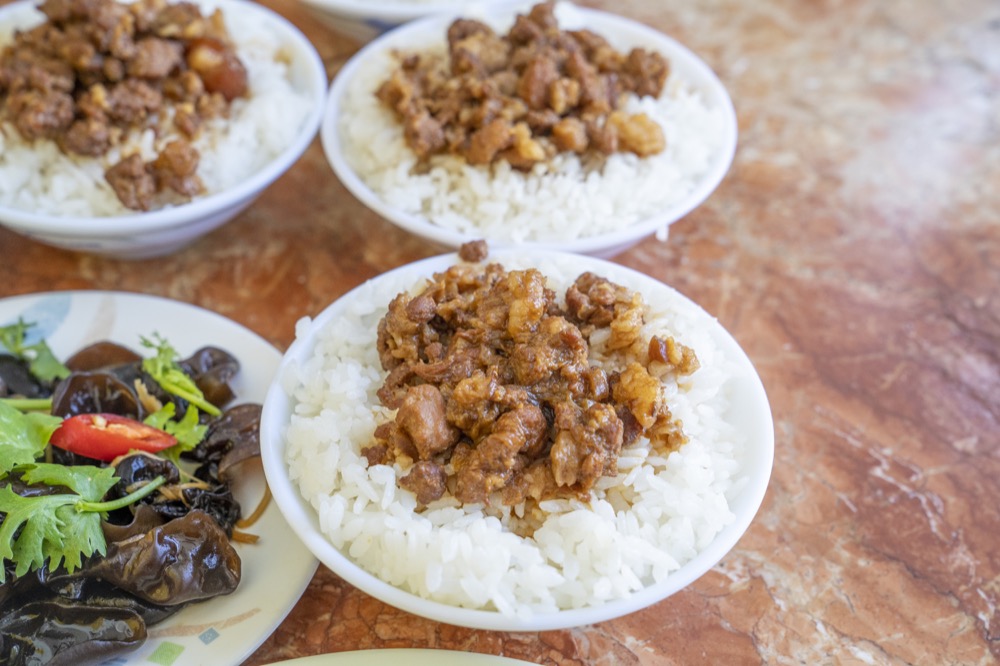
[452,403,548,504]
[105,139,204,211]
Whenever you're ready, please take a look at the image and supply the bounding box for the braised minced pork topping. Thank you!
[375,0,669,170]
[365,262,700,510]
[0,0,248,210]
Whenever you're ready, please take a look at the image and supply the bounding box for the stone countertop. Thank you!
[0,0,997,663]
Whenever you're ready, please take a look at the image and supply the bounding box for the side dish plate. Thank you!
[0,290,318,666]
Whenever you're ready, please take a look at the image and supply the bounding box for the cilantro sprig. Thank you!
[0,319,71,383]
[140,334,221,416]
[0,464,165,582]
[144,402,207,463]
[0,401,62,473]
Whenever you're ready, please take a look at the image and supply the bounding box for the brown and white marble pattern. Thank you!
[0,0,997,663]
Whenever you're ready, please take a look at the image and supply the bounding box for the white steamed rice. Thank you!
[0,0,314,217]
[338,3,728,243]
[281,254,746,616]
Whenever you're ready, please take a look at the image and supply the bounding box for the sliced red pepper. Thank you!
[49,413,176,462]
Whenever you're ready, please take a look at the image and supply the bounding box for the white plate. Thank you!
[265,649,535,665]
[0,290,318,666]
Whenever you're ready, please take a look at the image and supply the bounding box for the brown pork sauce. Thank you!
[375,0,670,170]
[366,261,700,511]
[0,0,248,210]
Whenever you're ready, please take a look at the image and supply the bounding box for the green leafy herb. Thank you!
[0,401,62,474]
[19,463,119,503]
[144,402,207,463]
[0,464,165,582]
[0,490,75,579]
[0,397,54,412]
[0,320,71,383]
[140,334,221,416]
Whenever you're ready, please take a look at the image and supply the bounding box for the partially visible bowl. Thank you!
[299,0,525,43]
[321,1,737,258]
[260,248,773,631]
[0,0,327,259]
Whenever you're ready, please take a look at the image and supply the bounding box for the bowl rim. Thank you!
[260,249,774,631]
[301,0,529,23]
[303,0,525,22]
[320,2,738,255]
[0,0,328,236]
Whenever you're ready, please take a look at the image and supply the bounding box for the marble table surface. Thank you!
[0,0,997,663]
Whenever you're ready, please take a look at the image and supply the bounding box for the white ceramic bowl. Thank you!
[0,0,327,259]
[260,249,773,631]
[321,2,738,258]
[299,0,525,43]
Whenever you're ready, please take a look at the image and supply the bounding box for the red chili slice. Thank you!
[49,413,176,462]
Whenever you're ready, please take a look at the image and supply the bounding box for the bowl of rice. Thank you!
[321,1,737,258]
[0,0,327,259]
[260,247,773,630]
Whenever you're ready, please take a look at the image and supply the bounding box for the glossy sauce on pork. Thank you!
[366,260,700,520]
[375,1,670,170]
